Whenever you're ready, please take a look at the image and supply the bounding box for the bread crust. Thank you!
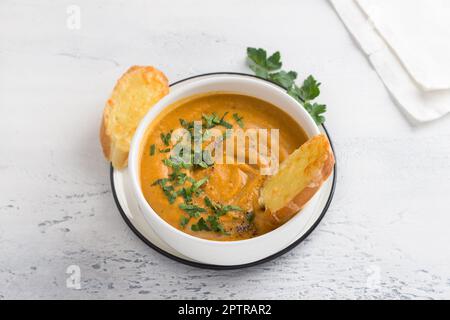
[261,134,335,224]
[100,107,111,160]
[100,66,169,169]
[269,148,334,224]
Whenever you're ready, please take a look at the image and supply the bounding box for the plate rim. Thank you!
[110,72,337,270]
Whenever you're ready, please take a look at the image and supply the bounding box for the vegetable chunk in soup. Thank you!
[140,93,308,241]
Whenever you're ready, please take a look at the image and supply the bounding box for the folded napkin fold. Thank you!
[330,0,450,123]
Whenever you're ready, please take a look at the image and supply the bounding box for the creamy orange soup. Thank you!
[140,93,308,241]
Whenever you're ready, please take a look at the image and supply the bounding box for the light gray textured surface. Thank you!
[1,0,450,299]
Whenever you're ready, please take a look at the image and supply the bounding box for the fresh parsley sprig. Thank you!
[246,47,327,125]
[247,48,282,78]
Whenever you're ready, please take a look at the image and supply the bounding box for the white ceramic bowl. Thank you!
[128,74,321,265]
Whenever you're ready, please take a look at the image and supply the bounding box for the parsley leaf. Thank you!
[150,144,156,156]
[151,178,170,186]
[247,48,282,79]
[246,211,255,223]
[202,113,221,129]
[179,203,206,218]
[152,178,178,204]
[266,51,282,71]
[247,48,267,67]
[178,187,194,203]
[269,70,297,90]
[232,113,244,128]
[192,176,209,191]
[219,112,233,129]
[299,75,321,101]
[204,197,242,216]
[247,48,270,78]
[180,215,190,228]
[160,131,172,146]
[180,118,194,130]
[191,217,210,231]
[163,157,192,170]
[246,47,327,125]
[177,176,209,203]
[204,196,219,211]
[221,205,243,213]
[207,215,226,233]
[168,170,187,185]
[303,102,327,125]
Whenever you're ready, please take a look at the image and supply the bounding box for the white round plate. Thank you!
[110,73,337,269]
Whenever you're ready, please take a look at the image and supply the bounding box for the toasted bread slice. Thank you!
[261,134,334,223]
[100,66,169,169]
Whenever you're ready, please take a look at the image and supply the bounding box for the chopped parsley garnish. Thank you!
[232,113,244,128]
[206,215,226,233]
[246,211,255,223]
[179,118,194,131]
[179,203,206,218]
[203,196,216,210]
[219,112,232,129]
[221,205,243,214]
[180,215,190,228]
[202,113,221,129]
[191,217,210,232]
[202,112,232,129]
[169,171,188,185]
[179,118,190,128]
[152,177,170,185]
[160,131,172,146]
[192,176,209,191]
[204,197,242,216]
[152,178,177,204]
[150,144,156,156]
[163,157,192,170]
[182,196,242,234]
[178,114,234,169]
[177,188,193,203]
[153,112,242,235]
[154,154,209,202]
[247,47,326,125]
[178,176,208,202]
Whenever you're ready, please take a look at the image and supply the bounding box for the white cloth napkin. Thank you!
[330,0,450,123]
